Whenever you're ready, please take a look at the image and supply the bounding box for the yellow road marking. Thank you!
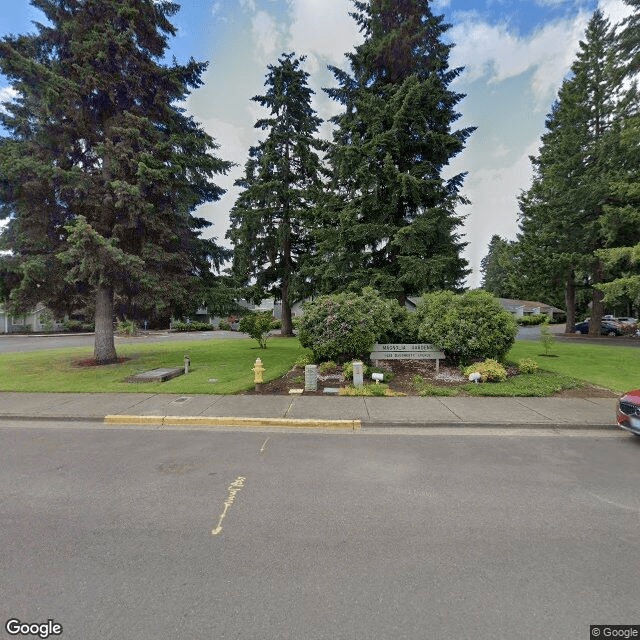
[211,476,246,536]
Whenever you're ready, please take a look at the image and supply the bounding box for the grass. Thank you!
[0,336,636,395]
[0,338,304,394]
[413,371,580,397]
[459,372,582,397]
[507,340,639,393]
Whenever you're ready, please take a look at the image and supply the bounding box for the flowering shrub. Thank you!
[415,290,517,363]
[518,358,539,374]
[463,359,507,382]
[296,288,395,362]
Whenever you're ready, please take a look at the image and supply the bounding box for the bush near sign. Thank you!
[370,344,445,372]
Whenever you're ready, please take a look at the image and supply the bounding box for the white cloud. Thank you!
[239,0,256,11]
[450,13,592,108]
[598,0,635,25]
[252,10,281,62]
[0,86,18,115]
[286,0,363,67]
[459,140,540,288]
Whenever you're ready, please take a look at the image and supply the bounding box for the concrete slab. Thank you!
[363,397,461,424]
[128,394,223,416]
[440,397,554,424]
[200,395,292,418]
[583,397,620,408]
[516,398,616,425]
[0,392,154,417]
[0,393,77,415]
[35,393,156,417]
[286,396,367,420]
[126,367,183,383]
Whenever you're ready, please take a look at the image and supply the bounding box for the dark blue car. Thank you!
[573,320,623,336]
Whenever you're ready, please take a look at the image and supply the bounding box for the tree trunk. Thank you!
[280,280,293,337]
[589,260,605,337]
[94,286,117,364]
[564,268,576,333]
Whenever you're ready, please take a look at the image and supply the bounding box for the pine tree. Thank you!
[227,53,325,336]
[0,0,231,362]
[312,0,474,303]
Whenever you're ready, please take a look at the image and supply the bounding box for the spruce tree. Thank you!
[313,0,474,303]
[0,0,231,362]
[227,53,325,336]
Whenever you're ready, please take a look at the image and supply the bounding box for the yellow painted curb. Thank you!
[104,415,165,425]
[104,415,360,430]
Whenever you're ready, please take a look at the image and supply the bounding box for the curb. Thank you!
[361,421,618,430]
[104,415,361,430]
[0,415,104,423]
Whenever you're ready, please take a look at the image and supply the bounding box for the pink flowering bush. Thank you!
[296,288,395,362]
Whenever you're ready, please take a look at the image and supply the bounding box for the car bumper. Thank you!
[616,411,640,435]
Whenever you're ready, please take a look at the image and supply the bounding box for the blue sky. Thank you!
[0,0,634,288]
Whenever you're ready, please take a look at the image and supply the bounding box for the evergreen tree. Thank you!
[227,53,325,336]
[593,1,640,311]
[0,0,231,362]
[617,0,640,77]
[517,10,629,334]
[313,0,474,303]
[480,235,520,300]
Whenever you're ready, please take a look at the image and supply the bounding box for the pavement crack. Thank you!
[283,399,294,418]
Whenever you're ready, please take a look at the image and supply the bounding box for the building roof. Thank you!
[498,298,564,314]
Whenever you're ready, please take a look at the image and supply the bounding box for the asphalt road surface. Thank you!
[0,330,249,353]
[1,423,639,640]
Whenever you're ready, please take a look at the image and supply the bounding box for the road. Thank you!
[517,324,640,346]
[2,326,639,353]
[0,330,249,353]
[1,423,639,640]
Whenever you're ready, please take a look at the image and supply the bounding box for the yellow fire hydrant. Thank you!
[252,357,265,386]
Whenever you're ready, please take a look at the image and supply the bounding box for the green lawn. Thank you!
[0,336,636,395]
[0,338,304,394]
[507,340,640,393]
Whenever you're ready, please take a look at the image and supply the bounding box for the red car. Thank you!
[617,390,640,436]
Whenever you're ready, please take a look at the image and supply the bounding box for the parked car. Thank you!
[616,390,640,436]
[615,317,637,326]
[573,320,623,336]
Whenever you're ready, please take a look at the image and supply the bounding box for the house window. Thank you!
[12,317,25,325]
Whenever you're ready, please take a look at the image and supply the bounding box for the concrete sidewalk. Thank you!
[0,391,620,430]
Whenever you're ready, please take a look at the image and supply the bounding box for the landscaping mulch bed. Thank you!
[245,359,618,397]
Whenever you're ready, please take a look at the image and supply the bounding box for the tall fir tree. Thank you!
[595,1,640,310]
[312,0,474,303]
[0,0,231,362]
[227,53,325,336]
[517,10,630,334]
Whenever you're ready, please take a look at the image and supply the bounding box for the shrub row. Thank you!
[171,321,213,332]
[296,288,517,365]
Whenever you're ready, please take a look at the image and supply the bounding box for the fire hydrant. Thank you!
[252,357,265,389]
[184,354,190,374]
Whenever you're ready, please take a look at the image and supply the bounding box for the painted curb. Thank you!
[104,415,360,430]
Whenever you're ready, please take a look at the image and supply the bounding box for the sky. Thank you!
[0,0,635,289]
